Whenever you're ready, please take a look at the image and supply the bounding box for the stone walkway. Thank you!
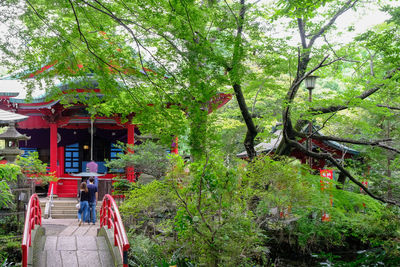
[34,219,114,267]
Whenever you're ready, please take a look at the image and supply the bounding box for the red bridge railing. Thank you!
[100,194,130,267]
[21,194,42,267]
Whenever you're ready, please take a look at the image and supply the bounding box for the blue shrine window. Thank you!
[65,143,80,173]
[110,143,124,173]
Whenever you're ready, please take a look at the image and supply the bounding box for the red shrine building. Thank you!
[0,85,136,198]
[237,125,359,169]
[0,79,231,198]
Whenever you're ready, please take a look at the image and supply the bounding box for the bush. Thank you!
[168,155,266,265]
[0,164,21,209]
[0,257,16,267]
[245,156,400,258]
[0,239,21,265]
[0,216,23,235]
[112,178,133,196]
[120,154,400,265]
[106,141,169,179]
[127,234,164,266]
[0,216,23,265]
[122,155,267,266]
[15,152,55,184]
[120,180,176,238]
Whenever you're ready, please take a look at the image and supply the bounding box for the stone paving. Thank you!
[34,219,114,267]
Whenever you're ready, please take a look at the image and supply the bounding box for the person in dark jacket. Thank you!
[87,177,98,225]
[77,182,90,226]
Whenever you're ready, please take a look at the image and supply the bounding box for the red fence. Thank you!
[21,194,42,267]
[100,194,130,267]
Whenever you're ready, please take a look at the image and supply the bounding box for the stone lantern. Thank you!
[0,122,30,162]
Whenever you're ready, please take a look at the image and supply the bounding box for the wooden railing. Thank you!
[21,194,42,267]
[100,194,130,267]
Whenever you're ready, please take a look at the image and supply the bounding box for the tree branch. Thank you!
[297,18,307,48]
[308,0,359,48]
[288,55,344,98]
[323,35,360,63]
[252,82,263,114]
[295,131,392,146]
[285,136,398,206]
[223,0,239,26]
[377,143,400,154]
[79,0,175,102]
[180,0,197,43]
[283,55,343,131]
[366,48,376,77]
[312,66,400,115]
[377,104,400,111]
[172,184,214,246]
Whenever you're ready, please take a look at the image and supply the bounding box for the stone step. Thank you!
[41,200,102,219]
[50,208,100,213]
[49,210,101,217]
[40,203,102,212]
[49,204,102,209]
[41,200,102,205]
[46,205,102,211]
[49,211,101,219]
[50,208,101,214]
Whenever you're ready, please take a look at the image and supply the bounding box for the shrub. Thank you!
[15,152,57,184]
[106,141,169,179]
[0,164,21,209]
[127,234,164,266]
[122,155,267,266]
[167,155,265,266]
[0,216,24,265]
[0,239,21,264]
[244,156,400,256]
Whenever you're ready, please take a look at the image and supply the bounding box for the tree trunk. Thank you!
[229,0,258,160]
[336,172,346,189]
[233,83,258,159]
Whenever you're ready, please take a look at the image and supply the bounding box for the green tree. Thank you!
[15,152,56,183]
[0,0,266,161]
[106,141,169,179]
[0,164,21,209]
[262,0,400,205]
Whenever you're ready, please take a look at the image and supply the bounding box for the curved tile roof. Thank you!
[0,109,29,123]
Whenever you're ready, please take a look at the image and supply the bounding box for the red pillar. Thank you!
[171,136,178,154]
[58,146,64,176]
[49,123,58,196]
[50,123,58,174]
[126,123,135,182]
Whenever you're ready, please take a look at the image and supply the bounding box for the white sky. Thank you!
[335,2,391,40]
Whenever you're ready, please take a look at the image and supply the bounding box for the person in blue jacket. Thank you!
[86,177,98,225]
